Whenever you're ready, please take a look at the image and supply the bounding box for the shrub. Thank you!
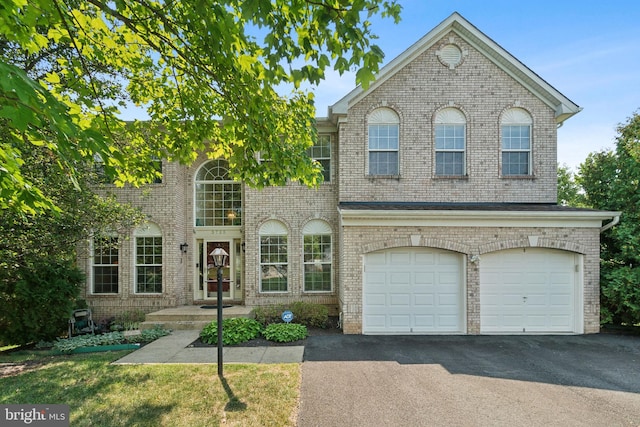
[0,259,84,346]
[112,310,146,331]
[289,301,329,328]
[253,302,329,328]
[263,323,308,343]
[252,305,283,326]
[200,317,263,346]
[601,265,640,325]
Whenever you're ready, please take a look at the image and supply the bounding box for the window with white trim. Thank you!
[435,108,466,176]
[368,108,399,175]
[307,134,331,182]
[501,108,532,176]
[92,236,119,294]
[259,220,288,292]
[135,223,162,294]
[303,220,332,292]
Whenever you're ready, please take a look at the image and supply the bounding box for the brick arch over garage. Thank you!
[477,237,587,256]
[361,236,471,255]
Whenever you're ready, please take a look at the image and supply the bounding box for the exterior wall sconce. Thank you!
[469,254,480,264]
[180,243,189,253]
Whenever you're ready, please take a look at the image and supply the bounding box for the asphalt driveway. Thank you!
[297,334,640,426]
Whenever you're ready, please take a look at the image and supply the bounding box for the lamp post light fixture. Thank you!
[210,247,228,377]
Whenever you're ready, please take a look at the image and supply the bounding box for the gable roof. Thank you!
[329,12,581,124]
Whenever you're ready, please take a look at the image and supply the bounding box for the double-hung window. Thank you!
[434,108,466,176]
[93,236,119,294]
[307,134,331,182]
[501,108,533,176]
[303,220,332,292]
[368,108,400,176]
[259,220,288,292]
[135,223,163,294]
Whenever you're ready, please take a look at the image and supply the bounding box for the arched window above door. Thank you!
[194,160,242,227]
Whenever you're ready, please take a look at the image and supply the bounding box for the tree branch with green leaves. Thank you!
[0,0,401,214]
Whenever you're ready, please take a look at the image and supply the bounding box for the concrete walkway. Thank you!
[112,330,304,365]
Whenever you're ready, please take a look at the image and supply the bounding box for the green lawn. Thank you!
[0,349,300,426]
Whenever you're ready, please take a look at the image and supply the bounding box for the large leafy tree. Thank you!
[579,112,640,325]
[557,163,586,207]
[0,139,146,345]
[0,0,401,214]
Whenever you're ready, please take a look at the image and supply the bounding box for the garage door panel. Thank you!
[414,272,435,285]
[526,295,547,306]
[390,251,412,265]
[494,273,521,285]
[550,294,571,306]
[363,315,386,327]
[364,293,387,307]
[389,315,410,327]
[437,315,460,328]
[438,293,459,306]
[389,293,410,306]
[366,273,387,285]
[502,294,524,306]
[527,315,548,327]
[482,315,499,328]
[414,252,436,265]
[390,272,411,285]
[414,293,435,306]
[525,273,547,285]
[550,273,572,285]
[438,272,459,285]
[503,315,526,327]
[413,315,435,327]
[480,248,579,334]
[364,247,464,334]
[550,315,571,327]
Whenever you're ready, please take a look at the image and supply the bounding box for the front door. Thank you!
[204,241,233,300]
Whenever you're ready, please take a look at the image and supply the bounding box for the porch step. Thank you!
[141,305,254,331]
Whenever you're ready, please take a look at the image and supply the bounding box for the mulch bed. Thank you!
[189,318,342,348]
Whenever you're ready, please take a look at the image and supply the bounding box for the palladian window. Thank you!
[195,160,242,226]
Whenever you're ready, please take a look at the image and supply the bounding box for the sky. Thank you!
[306,0,640,171]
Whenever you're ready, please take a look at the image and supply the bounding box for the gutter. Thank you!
[600,214,620,233]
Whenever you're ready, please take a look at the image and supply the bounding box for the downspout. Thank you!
[600,214,620,233]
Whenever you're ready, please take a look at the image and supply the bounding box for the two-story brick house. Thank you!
[81,13,618,334]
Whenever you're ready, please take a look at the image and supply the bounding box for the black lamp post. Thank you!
[210,247,228,377]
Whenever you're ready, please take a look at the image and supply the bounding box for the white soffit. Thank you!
[330,12,580,124]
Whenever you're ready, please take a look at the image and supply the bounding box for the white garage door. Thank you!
[363,248,464,334]
[480,248,580,334]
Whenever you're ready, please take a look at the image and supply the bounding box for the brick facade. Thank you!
[337,31,557,204]
[79,13,613,334]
